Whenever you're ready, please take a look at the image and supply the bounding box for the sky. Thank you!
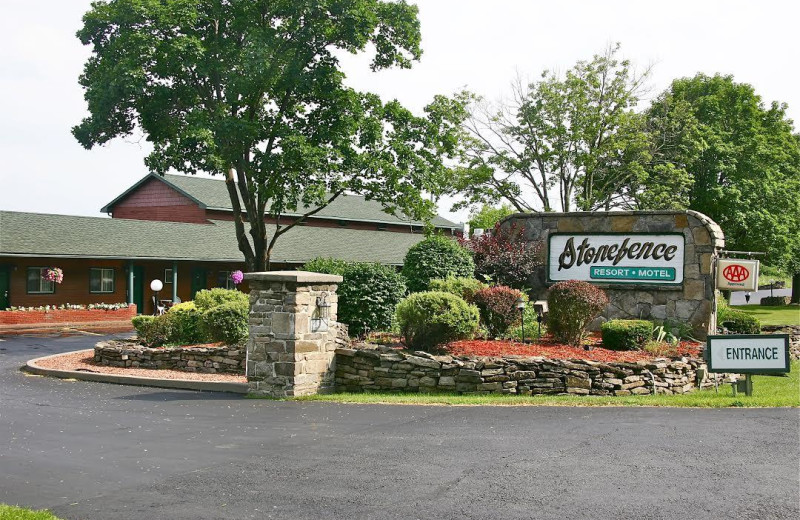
[1,0,798,225]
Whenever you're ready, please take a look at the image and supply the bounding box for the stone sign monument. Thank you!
[504,210,725,339]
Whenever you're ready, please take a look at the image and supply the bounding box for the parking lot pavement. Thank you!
[1,334,798,520]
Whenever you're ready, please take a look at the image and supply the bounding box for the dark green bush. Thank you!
[601,319,654,351]
[718,306,761,334]
[547,280,609,346]
[428,276,487,303]
[131,314,170,348]
[302,257,349,276]
[395,291,479,351]
[194,288,248,312]
[402,235,475,293]
[760,296,791,306]
[338,262,406,337]
[202,301,249,345]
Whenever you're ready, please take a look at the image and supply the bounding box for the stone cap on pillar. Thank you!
[243,270,343,284]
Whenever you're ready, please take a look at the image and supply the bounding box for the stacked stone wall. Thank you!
[94,340,245,374]
[335,347,721,396]
[504,210,724,339]
[762,325,800,360]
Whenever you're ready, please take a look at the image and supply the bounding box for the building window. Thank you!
[377,223,388,231]
[338,220,348,227]
[27,267,55,294]
[217,271,235,290]
[164,269,173,283]
[89,268,115,293]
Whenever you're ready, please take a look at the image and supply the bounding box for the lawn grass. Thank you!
[0,504,63,520]
[731,305,800,326]
[289,360,799,408]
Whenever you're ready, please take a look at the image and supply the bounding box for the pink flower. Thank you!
[230,270,244,285]
[43,267,64,284]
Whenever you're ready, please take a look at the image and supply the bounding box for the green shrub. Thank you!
[395,291,479,351]
[338,262,406,337]
[718,306,761,334]
[547,280,609,346]
[194,288,248,312]
[428,276,487,303]
[131,314,170,348]
[402,235,475,293]
[202,301,249,345]
[131,315,156,339]
[473,285,524,338]
[760,296,791,306]
[302,257,349,276]
[167,301,208,344]
[601,319,654,351]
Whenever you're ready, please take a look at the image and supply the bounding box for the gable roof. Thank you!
[102,173,461,230]
[0,211,426,265]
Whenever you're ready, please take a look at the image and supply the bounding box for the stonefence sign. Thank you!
[706,334,790,374]
[548,233,685,285]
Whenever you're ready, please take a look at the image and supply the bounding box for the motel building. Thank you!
[0,173,461,314]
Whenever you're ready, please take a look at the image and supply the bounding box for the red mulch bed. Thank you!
[445,335,703,363]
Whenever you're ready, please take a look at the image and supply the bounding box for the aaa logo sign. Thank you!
[716,259,759,291]
[722,264,749,283]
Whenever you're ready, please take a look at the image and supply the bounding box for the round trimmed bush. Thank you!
[428,276,487,303]
[166,301,208,345]
[402,235,475,293]
[547,280,609,346]
[395,291,479,351]
[718,306,761,334]
[338,262,407,337]
[202,301,249,345]
[194,288,248,312]
[473,285,524,338]
[601,319,654,351]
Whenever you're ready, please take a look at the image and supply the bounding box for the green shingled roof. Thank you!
[103,173,461,229]
[0,211,428,265]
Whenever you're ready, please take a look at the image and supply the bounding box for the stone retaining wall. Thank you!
[762,325,800,360]
[335,347,720,396]
[94,340,245,374]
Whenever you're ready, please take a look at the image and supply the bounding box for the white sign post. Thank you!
[706,334,791,396]
[547,233,685,285]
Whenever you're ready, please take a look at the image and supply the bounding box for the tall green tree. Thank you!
[454,44,651,213]
[73,0,467,271]
[467,204,514,235]
[637,74,800,294]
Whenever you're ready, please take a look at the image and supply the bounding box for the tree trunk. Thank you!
[792,272,800,304]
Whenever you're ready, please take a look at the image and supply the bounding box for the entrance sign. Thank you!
[548,233,685,285]
[716,258,759,291]
[706,334,790,374]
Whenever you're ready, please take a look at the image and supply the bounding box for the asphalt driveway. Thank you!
[0,334,798,520]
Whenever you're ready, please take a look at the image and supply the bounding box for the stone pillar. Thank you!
[244,271,344,397]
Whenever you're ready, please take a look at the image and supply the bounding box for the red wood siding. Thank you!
[111,178,209,224]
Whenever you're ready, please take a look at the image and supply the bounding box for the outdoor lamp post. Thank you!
[536,309,544,339]
[515,296,526,343]
[150,279,163,315]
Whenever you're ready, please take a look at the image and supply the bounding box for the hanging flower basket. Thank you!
[230,270,244,285]
[43,267,64,284]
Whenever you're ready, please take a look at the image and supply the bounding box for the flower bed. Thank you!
[94,339,245,374]
[0,304,136,325]
[446,338,703,363]
[335,344,721,396]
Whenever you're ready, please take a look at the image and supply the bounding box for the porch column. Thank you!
[126,261,134,305]
[172,261,178,302]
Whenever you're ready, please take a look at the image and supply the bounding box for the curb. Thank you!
[24,350,249,395]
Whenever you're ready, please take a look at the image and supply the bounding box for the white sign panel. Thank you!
[716,259,759,291]
[706,334,790,374]
[548,233,685,285]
